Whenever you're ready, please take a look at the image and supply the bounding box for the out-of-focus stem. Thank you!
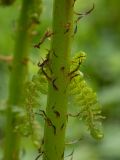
[4,0,42,159]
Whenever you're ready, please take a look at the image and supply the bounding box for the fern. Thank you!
[24,64,48,111]
[23,51,104,143]
[22,62,48,147]
[69,52,104,139]
[14,111,41,148]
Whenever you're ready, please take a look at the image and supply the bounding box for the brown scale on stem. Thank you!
[64,22,71,34]
[53,50,58,58]
[34,29,54,48]
[38,61,51,81]
[60,123,65,130]
[21,57,29,65]
[61,66,65,71]
[61,151,64,158]
[52,105,55,110]
[52,78,58,91]
[35,110,56,135]
[60,66,66,78]
[37,54,51,81]
[41,138,44,145]
[53,110,60,118]
[38,53,59,90]
[74,4,94,34]
[46,49,58,58]
[74,25,78,34]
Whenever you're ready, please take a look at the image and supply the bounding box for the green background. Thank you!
[0,0,120,159]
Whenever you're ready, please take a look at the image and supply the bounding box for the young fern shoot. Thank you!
[69,52,104,139]
[24,1,104,159]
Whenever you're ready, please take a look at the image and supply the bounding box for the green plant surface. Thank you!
[69,52,104,140]
[4,0,42,159]
[43,0,74,160]
[0,0,120,160]
[0,0,15,6]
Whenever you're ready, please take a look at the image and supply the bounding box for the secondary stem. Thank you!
[4,0,41,159]
[43,0,74,160]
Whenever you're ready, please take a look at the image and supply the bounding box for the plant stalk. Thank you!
[4,0,41,159]
[43,0,74,160]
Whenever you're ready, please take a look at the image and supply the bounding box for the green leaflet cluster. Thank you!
[23,68,47,147]
[14,109,41,148]
[24,51,104,142]
[13,67,48,148]
[69,52,104,140]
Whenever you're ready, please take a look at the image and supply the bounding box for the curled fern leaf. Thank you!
[69,52,104,140]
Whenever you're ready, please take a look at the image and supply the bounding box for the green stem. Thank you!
[4,0,41,159]
[43,0,74,160]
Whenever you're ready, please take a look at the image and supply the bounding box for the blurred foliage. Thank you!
[0,0,15,6]
[0,0,120,160]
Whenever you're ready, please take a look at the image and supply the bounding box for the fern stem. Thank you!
[4,0,42,159]
[43,0,74,160]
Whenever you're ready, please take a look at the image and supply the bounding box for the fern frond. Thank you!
[21,67,48,147]
[25,68,48,107]
[69,52,104,140]
[14,113,41,148]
